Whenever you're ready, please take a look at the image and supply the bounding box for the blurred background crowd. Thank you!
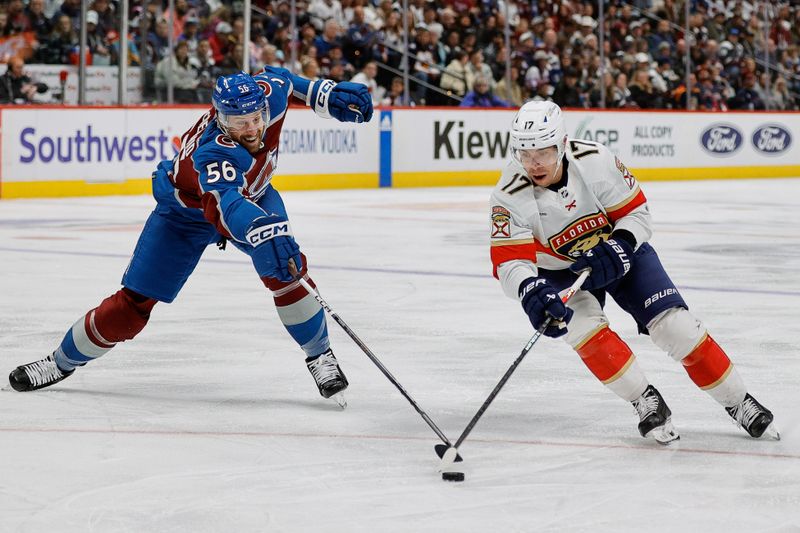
[0,0,798,110]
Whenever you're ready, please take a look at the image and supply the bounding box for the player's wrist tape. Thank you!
[311,79,337,119]
[246,220,293,246]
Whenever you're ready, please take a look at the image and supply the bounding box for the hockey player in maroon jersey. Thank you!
[490,100,778,442]
[9,69,373,409]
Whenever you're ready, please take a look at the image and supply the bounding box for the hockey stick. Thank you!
[295,275,462,461]
[436,269,590,468]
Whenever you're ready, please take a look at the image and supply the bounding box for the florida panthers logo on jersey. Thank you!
[491,205,511,238]
[615,156,636,190]
[549,212,612,260]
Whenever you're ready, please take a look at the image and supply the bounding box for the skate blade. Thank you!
[761,422,780,441]
[646,419,680,445]
[331,392,347,409]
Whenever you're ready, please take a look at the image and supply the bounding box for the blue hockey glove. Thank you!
[246,216,303,282]
[327,81,373,123]
[569,238,633,290]
[519,277,573,338]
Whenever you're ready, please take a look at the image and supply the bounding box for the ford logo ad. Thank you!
[700,124,743,156]
[752,124,792,155]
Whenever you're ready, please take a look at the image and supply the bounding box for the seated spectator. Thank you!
[314,19,342,57]
[308,0,346,32]
[155,40,199,103]
[525,50,551,94]
[466,49,494,92]
[531,81,554,102]
[611,72,633,108]
[769,76,796,110]
[327,60,348,82]
[209,21,233,65]
[25,0,52,40]
[459,75,513,108]
[180,16,201,55]
[300,56,320,80]
[260,44,282,69]
[440,50,470,99]
[86,10,116,66]
[728,71,765,110]
[552,67,583,108]
[629,68,662,108]
[91,0,118,36]
[343,6,376,69]
[38,14,77,64]
[410,25,439,104]
[380,76,415,106]
[6,0,30,34]
[0,56,47,104]
[217,43,244,76]
[194,39,218,102]
[148,17,172,63]
[350,60,384,106]
[495,66,525,106]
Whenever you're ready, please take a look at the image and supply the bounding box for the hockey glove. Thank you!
[314,80,373,123]
[246,216,303,282]
[569,238,633,290]
[519,277,573,338]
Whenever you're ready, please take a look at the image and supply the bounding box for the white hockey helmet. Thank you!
[509,100,567,167]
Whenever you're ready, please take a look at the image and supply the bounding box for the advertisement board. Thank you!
[0,106,796,198]
[391,108,800,185]
[0,107,379,197]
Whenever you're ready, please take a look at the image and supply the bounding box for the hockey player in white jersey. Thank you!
[490,101,778,443]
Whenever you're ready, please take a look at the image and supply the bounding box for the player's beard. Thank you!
[239,127,265,154]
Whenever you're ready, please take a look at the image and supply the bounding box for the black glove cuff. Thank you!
[610,229,637,250]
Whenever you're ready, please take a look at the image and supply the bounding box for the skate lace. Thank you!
[23,357,63,387]
[633,392,659,421]
[307,352,340,386]
[728,397,761,429]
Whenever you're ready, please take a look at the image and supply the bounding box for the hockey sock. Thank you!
[681,334,746,407]
[55,288,157,371]
[576,326,648,402]
[262,265,329,357]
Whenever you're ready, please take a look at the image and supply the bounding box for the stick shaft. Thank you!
[452,270,590,450]
[297,277,453,446]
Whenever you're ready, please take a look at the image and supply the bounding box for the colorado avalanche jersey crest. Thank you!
[156,70,293,241]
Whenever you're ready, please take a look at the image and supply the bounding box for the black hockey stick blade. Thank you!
[434,444,463,462]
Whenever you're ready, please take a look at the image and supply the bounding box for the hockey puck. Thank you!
[441,472,465,482]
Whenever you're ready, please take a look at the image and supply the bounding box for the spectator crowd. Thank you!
[0,0,798,109]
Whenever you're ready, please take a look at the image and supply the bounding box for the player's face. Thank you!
[518,146,561,186]
[226,110,265,153]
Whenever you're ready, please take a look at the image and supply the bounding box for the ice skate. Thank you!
[726,393,779,440]
[9,354,74,392]
[632,385,679,444]
[306,349,348,408]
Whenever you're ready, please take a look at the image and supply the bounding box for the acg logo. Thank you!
[700,124,743,156]
[752,124,792,155]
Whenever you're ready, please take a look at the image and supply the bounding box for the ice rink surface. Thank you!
[1,179,799,533]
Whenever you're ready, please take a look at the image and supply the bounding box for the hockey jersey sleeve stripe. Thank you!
[490,238,536,247]
[606,188,647,222]
[491,242,540,278]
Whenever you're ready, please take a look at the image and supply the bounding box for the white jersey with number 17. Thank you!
[489,139,653,300]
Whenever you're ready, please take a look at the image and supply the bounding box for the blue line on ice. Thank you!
[3,246,799,298]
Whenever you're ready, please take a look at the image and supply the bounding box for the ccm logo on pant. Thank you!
[247,222,292,246]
